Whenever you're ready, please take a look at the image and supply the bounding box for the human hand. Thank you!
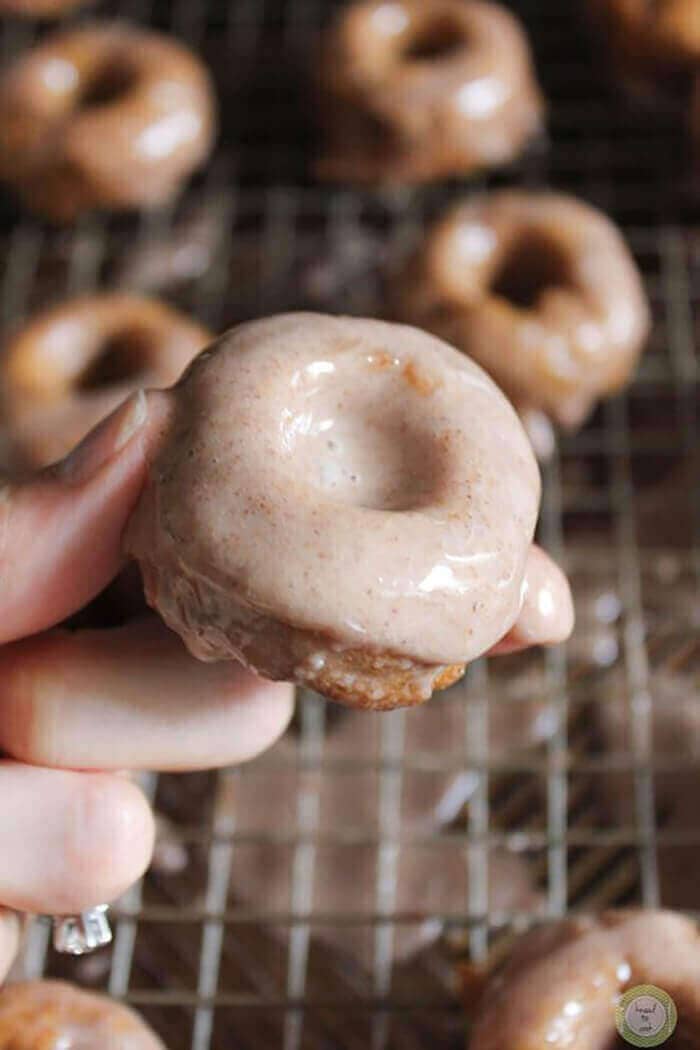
[0,392,294,980]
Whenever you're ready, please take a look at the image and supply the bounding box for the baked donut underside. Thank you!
[135,548,466,710]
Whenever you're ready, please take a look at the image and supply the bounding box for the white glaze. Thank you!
[127,314,543,670]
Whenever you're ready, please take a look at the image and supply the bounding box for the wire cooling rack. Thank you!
[1,0,699,1047]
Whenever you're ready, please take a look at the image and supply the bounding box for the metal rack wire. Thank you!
[1,0,699,1047]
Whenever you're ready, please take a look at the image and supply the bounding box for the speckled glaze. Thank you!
[0,981,164,1050]
[317,0,544,183]
[469,910,700,1049]
[0,23,217,221]
[126,313,573,709]
[394,191,650,430]
[1,294,210,468]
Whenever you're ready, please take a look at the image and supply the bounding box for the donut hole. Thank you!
[282,369,447,512]
[314,416,442,511]
[78,330,153,391]
[403,16,468,61]
[334,105,398,159]
[491,232,574,310]
[78,59,137,110]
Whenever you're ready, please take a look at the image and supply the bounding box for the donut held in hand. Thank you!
[126,313,573,710]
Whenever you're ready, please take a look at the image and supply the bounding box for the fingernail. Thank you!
[59,392,148,484]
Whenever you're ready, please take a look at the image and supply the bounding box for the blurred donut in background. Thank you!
[589,0,700,88]
[466,910,700,1048]
[0,293,211,469]
[0,23,217,221]
[0,0,90,14]
[392,191,650,449]
[218,700,542,968]
[0,980,164,1050]
[317,0,544,183]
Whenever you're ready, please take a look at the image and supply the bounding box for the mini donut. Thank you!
[589,0,700,86]
[317,0,544,184]
[125,313,573,710]
[0,980,164,1049]
[0,23,217,221]
[0,0,90,16]
[468,910,700,1048]
[393,191,650,431]
[1,293,211,468]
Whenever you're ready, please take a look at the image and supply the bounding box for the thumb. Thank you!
[0,390,168,644]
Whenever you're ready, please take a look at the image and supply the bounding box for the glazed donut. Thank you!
[125,313,573,710]
[1,293,211,468]
[317,0,544,184]
[468,910,700,1048]
[0,0,90,16]
[0,23,217,221]
[393,191,650,431]
[0,980,164,1049]
[589,0,700,84]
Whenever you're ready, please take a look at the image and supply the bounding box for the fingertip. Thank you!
[238,679,296,764]
[194,667,296,768]
[523,545,575,646]
[61,774,155,913]
[493,545,574,656]
[544,559,575,645]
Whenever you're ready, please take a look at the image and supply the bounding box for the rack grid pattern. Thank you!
[1,1,699,1048]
